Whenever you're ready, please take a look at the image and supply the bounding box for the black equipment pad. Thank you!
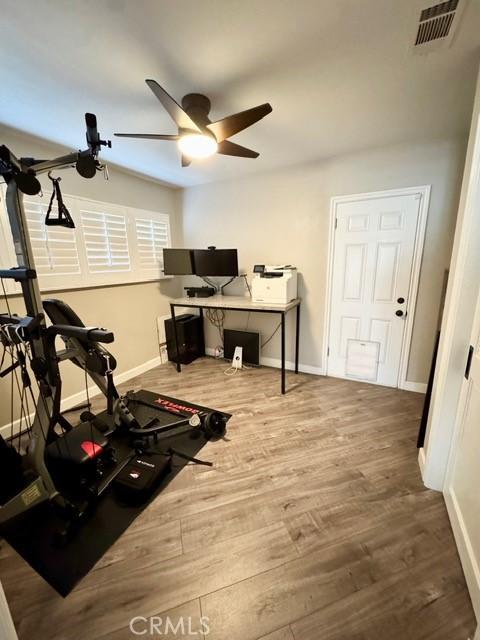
[0,391,230,596]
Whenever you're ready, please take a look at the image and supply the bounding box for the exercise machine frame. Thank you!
[0,116,111,523]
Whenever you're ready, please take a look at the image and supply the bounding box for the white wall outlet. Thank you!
[232,346,243,369]
[159,344,168,364]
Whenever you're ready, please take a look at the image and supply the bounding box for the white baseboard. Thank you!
[0,582,18,640]
[418,447,426,479]
[444,488,480,620]
[401,381,427,393]
[0,356,162,439]
[204,348,325,376]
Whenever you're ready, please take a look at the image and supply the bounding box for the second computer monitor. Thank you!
[193,249,238,277]
[163,248,195,275]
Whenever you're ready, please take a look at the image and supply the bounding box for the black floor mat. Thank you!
[0,391,230,596]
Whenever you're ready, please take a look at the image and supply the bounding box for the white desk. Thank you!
[169,295,301,394]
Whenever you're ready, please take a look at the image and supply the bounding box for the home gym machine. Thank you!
[0,114,229,536]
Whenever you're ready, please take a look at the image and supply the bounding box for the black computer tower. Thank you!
[165,314,205,364]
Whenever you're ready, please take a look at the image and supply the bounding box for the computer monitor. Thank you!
[193,249,238,277]
[224,329,260,365]
[163,248,195,275]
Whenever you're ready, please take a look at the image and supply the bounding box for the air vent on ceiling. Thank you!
[411,0,466,52]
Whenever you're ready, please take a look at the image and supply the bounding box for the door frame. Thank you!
[322,185,431,390]
[444,286,480,620]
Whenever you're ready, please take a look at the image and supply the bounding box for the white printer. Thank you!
[251,265,298,304]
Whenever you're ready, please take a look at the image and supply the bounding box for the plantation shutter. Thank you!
[0,190,171,292]
[80,208,131,275]
[23,197,81,286]
[134,216,170,273]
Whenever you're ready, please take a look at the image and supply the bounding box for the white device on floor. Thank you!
[251,265,298,304]
[232,346,243,369]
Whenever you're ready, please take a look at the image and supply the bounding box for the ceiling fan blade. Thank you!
[114,133,180,140]
[207,103,272,142]
[145,79,201,132]
[217,140,259,158]
[181,155,192,167]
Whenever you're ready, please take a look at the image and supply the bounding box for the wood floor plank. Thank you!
[290,550,473,640]
[258,626,295,640]
[14,522,298,640]
[98,598,206,640]
[0,358,474,640]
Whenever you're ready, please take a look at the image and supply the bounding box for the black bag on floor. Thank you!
[113,453,172,504]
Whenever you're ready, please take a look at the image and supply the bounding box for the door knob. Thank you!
[395,310,404,317]
[397,297,405,304]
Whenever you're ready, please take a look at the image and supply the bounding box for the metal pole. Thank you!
[281,311,286,394]
[2,181,59,502]
[170,304,181,373]
[295,302,300,374]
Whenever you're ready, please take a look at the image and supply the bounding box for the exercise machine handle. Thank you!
[47,324,114,344]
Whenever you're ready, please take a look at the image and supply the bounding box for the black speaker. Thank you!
[165,314,205,364]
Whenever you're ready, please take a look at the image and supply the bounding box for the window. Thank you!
[24,198,81,277]
[135,215,170,272]
[0,189,172,293]
[80,208,131,274]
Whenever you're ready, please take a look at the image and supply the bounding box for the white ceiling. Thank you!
[0,0,479,187]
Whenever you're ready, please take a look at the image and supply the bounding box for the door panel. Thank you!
[369,318,390,363]
[373,243,400,302]
[342,244,366,300]
[328,192,421,387]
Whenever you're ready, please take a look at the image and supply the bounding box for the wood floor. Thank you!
[0,358,476,639]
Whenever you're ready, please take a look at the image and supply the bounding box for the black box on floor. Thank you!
[165,313,205,364]
[114,454,172,504]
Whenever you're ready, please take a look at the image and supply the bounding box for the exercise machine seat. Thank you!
[43,298,117,372]
[46,422,108,466]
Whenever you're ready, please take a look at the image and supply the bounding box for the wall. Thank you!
[0,126,182,430]
[183,137,467,383]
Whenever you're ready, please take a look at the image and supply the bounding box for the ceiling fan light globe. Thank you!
[178,134,217,159]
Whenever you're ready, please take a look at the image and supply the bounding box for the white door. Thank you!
[445,290,480,619]
[327,191,423,387]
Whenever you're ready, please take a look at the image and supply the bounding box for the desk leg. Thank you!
[170,304,181,373]
[199,307,205,356]
[281,311,286,394]
[295,303,300,374]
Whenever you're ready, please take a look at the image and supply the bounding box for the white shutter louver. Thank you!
[80,209,131,274]
[135,217,170,271]
[24,199,81,277]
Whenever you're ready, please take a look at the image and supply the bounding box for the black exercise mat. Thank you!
[0,391,230,597]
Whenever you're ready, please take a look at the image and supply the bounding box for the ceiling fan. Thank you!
[114,79,272,167]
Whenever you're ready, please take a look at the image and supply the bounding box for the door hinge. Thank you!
[465,344,474,380]
[334,218,338,230]
[327,347,330,356]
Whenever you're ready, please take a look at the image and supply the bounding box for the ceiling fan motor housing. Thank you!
[181,93,212,131]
